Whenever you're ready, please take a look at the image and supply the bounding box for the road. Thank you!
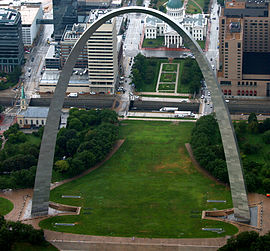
[202,0,220,115]
[24,11,53,99]
[205,0,219,71]
[30,96,116,109]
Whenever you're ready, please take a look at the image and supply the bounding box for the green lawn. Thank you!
[186,1,202,14]
[142,37,164,48]
[40,121,237,238]
[176,60,189,93]
[0,197,13,215]
[162,63,177,72]
[158,83,176,91]
[197,40,206,50]
[160,73,176,82]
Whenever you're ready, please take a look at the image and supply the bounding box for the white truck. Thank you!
[159,107,178,112]
[68,92,78,98]
[174,111,195,118]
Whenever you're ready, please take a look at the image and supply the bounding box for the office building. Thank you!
[0,8,24,72]
[87,10,118,94]
[77,0,111,16]
[53,0,78,41]
[59,23,88,69]
[218,0,270,97]
[0,1,43,47]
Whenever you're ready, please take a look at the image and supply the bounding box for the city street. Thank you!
[205,0,220,70]
[24,11,53,99]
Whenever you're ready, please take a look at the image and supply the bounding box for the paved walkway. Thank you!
[44,230,227,251]
[138,92,190,97]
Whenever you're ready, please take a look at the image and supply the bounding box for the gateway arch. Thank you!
[31,7,250,223]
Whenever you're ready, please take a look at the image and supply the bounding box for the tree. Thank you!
[263,130,270,144]
[67,118,83,131]
[3,124,19,139]
[54,160,69,173]
[248,112,258,124]
[219,231,260,251]
[248,121,259,134]
[0,105,4,114]
[66,138,80,156]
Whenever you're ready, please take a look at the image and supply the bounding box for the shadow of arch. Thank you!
[31,7,250,223]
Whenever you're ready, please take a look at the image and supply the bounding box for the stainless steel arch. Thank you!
[31,7,250,222]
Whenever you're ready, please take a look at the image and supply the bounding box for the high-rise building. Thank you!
[77,0,111,16]
[87,12,118,94]
[53,0,78,41]
[218,0,270,97]
[60,23,88,69]
[0,1,43,47]
[0,8,24,72]
[41,9,118,94]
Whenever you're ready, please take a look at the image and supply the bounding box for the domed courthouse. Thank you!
[144,0,208,48]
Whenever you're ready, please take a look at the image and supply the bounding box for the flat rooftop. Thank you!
[243,52,270,75]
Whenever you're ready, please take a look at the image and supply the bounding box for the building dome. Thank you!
[166,0,183,9]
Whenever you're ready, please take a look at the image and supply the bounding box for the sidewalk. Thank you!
[138,92,190,97]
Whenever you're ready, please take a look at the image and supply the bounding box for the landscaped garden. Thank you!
[162,63,177,72]
[158,83,175,91]
[160,72,176,82]
[131,54,202,94]
[39,121,238,238]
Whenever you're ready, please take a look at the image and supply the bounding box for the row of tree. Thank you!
[181,58,203,94]
[0,124,42,189]
[191,114,270,193]
[54,108,119,177]
[219,231,270,251]
[0,215,46,250]
[131,54,159,92]
[0,109,119,189]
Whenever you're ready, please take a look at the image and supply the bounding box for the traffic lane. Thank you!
[228,103,270,114]
[130,101,200,112]
[29,96,117,109]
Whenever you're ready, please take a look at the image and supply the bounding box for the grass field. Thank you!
[0,197,13,215]
[160,73,176,82]
[142,37,164,48]
[40,121,237,238]
[162,63,177,72]
[186,1,202,14]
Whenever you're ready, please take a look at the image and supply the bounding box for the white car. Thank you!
[90,91,96,95]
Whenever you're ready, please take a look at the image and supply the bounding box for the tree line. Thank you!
[181,58,203,94]
[0,215,46,250]
[191,114,270,193]
[53,108,119,177]
[0,109,119,189]
[131,54,159,92]
[219,231,270,251]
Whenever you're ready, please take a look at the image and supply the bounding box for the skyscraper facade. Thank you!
[53,0,78,41]
[218,0,270,97]
[0,8,24,72]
